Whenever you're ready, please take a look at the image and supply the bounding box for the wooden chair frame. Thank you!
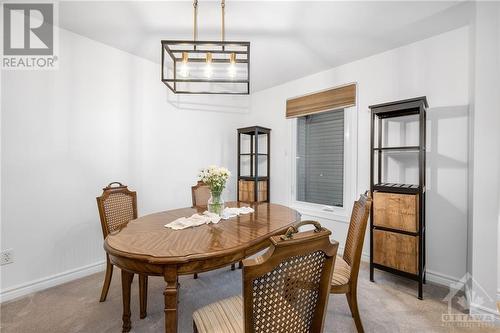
[242,221,339,333]
[97,182,138,238]
[96,182,148,319]
[330,192,372,333]
[191,181,210,208]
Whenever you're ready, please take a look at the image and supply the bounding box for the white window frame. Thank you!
[289,105,358,223]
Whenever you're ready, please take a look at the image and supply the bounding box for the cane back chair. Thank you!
[193,220,339,333]
[330,192,372,333]
[191,181,211,208]
[191,181,237,278]
[96,182,148,318]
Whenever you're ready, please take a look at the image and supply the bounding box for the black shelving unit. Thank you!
[237,126,271,202]
[369,96,428,299]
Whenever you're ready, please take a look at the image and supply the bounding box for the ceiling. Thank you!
[59,1,471,92]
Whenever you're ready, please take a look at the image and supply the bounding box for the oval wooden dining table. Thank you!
[104,201,301,333]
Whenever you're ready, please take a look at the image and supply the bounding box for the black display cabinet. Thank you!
[237,126,270,202]
[369,96,428,299]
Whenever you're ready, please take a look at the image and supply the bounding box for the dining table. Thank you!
[104,201,301,333]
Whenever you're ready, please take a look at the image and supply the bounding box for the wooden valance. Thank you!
[286,83,356,118]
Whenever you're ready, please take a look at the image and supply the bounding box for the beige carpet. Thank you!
[1,263,498,333]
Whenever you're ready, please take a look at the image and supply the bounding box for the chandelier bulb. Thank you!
[228,52,236,78]
[179,52,190,78]
[205,52,213,78]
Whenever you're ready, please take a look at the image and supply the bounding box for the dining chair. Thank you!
[191,181,211,208]
[96,182,148,318]
[330,192,372,333]
[192,220,339,333]
[191,181,237,278]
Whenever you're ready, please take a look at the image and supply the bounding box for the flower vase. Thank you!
[208,190,225,216]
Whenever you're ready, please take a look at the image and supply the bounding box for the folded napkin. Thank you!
[165,206,255,230]
[220,206,254,219]
[165,212,221,230]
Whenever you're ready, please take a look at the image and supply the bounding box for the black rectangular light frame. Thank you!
[161,40,250,95]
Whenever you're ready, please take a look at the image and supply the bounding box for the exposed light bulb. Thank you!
[228,52,236,78]
[205,52,213,78]
[179,52,189,77]
[205,65,213,78]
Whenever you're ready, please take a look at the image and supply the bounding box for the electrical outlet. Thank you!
[0,249,14,266]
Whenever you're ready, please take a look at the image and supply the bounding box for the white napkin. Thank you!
[220,206,254,220]
[164,206,254,230]
[165,212,221,230]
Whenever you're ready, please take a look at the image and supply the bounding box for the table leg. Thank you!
[163,266,179,333]
[121,270,134,332]
[139,274,148,319]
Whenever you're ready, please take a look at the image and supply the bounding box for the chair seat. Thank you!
[331,255,351,286]
[193,295,243,333]
[194,292,314,333]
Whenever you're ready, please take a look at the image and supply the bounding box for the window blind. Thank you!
[296,110,344,207]
[286,84,355,118]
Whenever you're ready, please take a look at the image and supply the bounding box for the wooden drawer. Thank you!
[373,230,418,274]
[239,180,267,202]
[373,192,418,232]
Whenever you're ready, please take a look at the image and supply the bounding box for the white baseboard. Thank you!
[0,261,105,304]
[425,269,461,287]
[470,302,500,323]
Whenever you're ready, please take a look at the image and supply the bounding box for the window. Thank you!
[296,109,344,207]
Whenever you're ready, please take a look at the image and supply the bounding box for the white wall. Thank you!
[1,29,134,297]
[125,66,250,216]
[497,1,500,304]
[470,1,500,313]
[248,27,470,285]
[0,28,249,300]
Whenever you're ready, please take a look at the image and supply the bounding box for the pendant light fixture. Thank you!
[161,0,250,95]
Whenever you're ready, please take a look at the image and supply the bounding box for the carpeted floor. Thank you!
[1,262,498,333]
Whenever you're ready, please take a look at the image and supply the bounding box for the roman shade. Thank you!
[286,83,356,118]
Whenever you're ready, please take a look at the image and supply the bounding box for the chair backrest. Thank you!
[242,221,339,333]
[342,192,372,277]
[96,182,137,238]
[191,181,210,207]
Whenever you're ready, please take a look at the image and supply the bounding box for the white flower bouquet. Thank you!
[198,165,231,215]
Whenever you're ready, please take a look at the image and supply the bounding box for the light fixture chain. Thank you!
[193,0,198,42]
[161,0,249,93]
[221,0,225,42]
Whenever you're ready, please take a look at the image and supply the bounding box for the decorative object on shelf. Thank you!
[198,165,231,216]
[161,0,250,94]
[237,126,270,202]
[369,96,428,300]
